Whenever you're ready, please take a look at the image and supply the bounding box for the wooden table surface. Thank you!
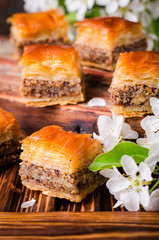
[0,37,158,239]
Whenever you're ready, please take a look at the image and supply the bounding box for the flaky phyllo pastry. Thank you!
[19,125,105,202]
[7,10,71,58]
[109,51,159,117]
[0,107,21,167]
[19,44,85,107]
[75,16,147,71]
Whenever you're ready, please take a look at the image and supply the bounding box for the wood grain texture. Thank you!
[0,212,159,239]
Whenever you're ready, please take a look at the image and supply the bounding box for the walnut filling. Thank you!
[0,139,21,167]
[22,79,82,98]
[110,84,159,106]
[75,38,147,65]
[19,162,105,195]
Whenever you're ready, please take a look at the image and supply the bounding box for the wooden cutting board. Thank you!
[0,38,158,239]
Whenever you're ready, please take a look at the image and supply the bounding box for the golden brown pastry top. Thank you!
[76,16,141,32]
[75,16,146,51]
[7,10,69,39]
[111,51,159,89]
[20,44,82,82]
[0,107,21,144]
[20,125,103,174]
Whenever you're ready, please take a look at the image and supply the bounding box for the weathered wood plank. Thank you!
[0,212,159,239]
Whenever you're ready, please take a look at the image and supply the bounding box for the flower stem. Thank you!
[152,178,159,181]
[153,172,159,175]
[149,180,159,194]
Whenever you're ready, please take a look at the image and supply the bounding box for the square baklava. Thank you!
[109,51,159,117]
[20,44,85,107]
[75,16,147,71]
[19,125,105,202]
[7,10,71,58]
[0,107,21,167]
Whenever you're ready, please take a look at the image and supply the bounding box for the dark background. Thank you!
[0,0,24,35]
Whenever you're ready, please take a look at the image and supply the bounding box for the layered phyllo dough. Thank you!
[75,16,147,71]
[109,51,159,117]
[20,44,85,107]
[19,125,105,202]
[0,108,21,167]
[7,10,71,58]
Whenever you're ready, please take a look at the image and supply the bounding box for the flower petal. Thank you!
[96,0,110,6]
[150,97,159,117]
[146,38,154,51]
[100,168,116,178]
[87,0,95,9]
[139,186,150,207]
[106,176,130,193]
[136,137,152,149]
[120,190,140,211]
[93,132,104,144]
[121,123,138,139]
[119,0,130,8]
[145,143,159,171]
[130,0,145,13]
[97,115,112,137]
[139,162,152,181]
[113,200,123,209]
[87,97,106,107]
[21,198,36,208]
[125,11,138,22]
[97,114,123,139]
[121,155,139,177]
[144,189,159,211]
[102,134,118,152]
[142,11,151,27]
[106,0,118,14]
[65,0,81,12]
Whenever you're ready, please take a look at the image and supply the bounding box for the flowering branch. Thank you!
[89,97,159,211]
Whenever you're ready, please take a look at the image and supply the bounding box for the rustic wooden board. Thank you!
[0,212,159,239]
[0,38,158,239]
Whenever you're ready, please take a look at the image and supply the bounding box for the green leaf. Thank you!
[65,12,77,24]
[88,141,149,172]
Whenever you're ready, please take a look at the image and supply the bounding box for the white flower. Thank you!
[144,189,159,211]
[21,198,36,208]
[101,155,152,211]
[65,0,95,21]
[24,0,58,13]
[87,98,106,107]
[93,112,138,152]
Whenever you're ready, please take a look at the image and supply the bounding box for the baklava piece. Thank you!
[7,10,71,58]
[109,51,159,117]
[20,44,85,107]
[19,125,105,202]
[75,17,147,71]
[0,108,21,167]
